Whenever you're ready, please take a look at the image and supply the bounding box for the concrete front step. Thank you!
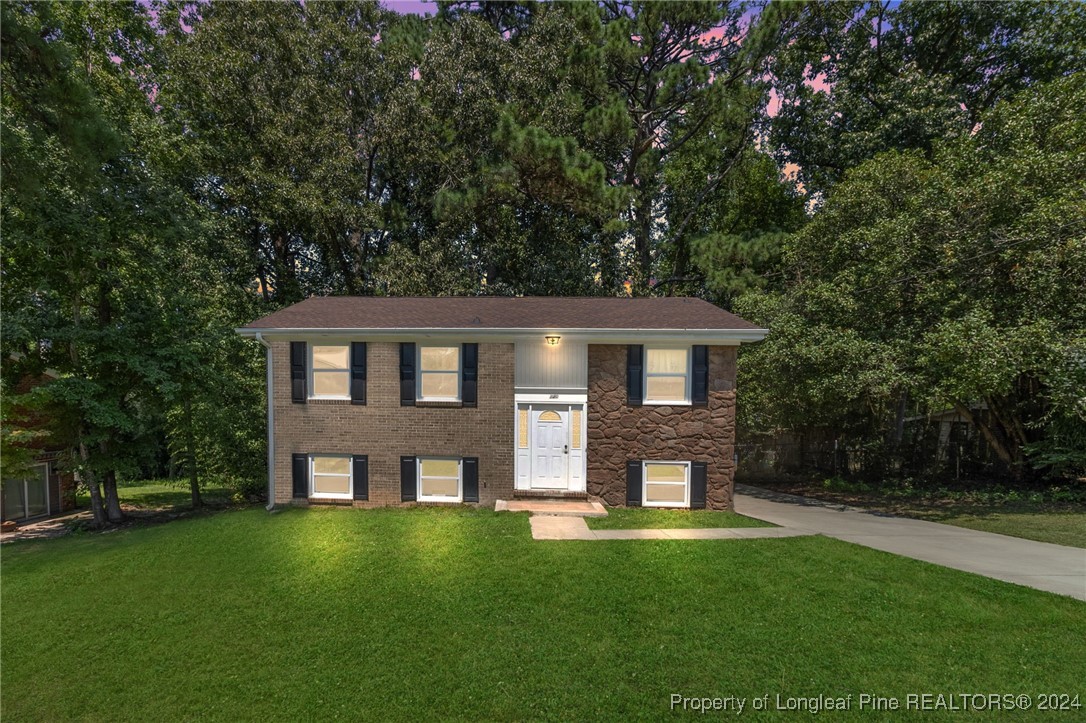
[512,489,589,500]
[495,499,608,517]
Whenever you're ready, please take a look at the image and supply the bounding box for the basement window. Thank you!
[642,461,690,508]
[418,457,462,502]
[310,455,353,500]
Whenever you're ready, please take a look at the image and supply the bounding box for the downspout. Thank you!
[255,332,275,511]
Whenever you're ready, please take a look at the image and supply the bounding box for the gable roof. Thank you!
[240,296,762,333]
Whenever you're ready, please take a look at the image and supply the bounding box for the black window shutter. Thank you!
[400,343,416,406]
[292,453,308,498]
[462,457,479,502]
[352,455,369,501]
[350,342,367,405]
[290,342,307,404]
[690,461,707,509]
[461,343,478,408]
[625,460,642,507]
[400,456,417,501]
[626,345,643,406]
[692,345,709,406]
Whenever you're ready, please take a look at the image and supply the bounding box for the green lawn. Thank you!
[3,507,1084,721]
[587,507,773,530]
[75,478,233,510]
[922,510,1086,548]
[746,479,1086,548]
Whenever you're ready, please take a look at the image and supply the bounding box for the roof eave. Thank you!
[235,326,769,343]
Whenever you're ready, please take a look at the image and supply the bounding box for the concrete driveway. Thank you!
[734,485,1086,602]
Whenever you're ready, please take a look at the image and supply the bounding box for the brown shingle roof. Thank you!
[242,296,760,331]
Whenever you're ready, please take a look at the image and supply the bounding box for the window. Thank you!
[310,456,352,499]
[310,345,350,398]
[418,346,460,401]
[518,409,529,448]
[418,457,461,502]
[2,463,49,520]
[644,347,690,404]
[643,461,690,508]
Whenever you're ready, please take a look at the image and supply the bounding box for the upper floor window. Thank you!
[418,345,460,401]
[310,345,350,398]
[644,347,690,404]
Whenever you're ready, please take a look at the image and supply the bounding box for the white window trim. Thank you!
[417,456,462,503]
[416,345,462,402]
[642,460,691,509]
[308,344,351,400]
[309,454,353,500]
[643,345,692,406]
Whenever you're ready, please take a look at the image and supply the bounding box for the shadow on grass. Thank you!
[68,479,258,535]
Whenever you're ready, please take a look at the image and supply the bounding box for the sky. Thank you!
[385,0,435,15]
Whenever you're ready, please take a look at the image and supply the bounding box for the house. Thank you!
[1,373,79,525]
[1,452,75,525]
[237,297,767,510]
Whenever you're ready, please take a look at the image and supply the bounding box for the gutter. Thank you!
[235,326,770,343]
[254,332,275,511]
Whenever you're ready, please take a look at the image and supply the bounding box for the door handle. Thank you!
[563,445,568,454]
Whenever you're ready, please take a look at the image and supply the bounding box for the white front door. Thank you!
[530,407,569,489]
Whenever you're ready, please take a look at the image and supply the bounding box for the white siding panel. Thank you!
[515,338,587,391]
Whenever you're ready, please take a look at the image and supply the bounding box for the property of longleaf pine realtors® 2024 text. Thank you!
[669,692,1082,714]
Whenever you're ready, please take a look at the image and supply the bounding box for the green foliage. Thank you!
[2,1,265,517]
[738,74,1086,478]
[770,0,1086,195]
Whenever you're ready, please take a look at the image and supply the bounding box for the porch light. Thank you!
[544,335,561,346]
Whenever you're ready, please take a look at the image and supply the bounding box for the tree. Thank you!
[439,1,795,295]
[770,0,1086,196]
[158,0,401,302]
[2,0,165,525]
[737,73,1086,478]
[593,0,792,292]
[379,4,625,296]
[2,1,265,523]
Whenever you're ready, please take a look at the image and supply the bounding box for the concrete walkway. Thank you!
[528,514,813,541]
[735,485,1086,602]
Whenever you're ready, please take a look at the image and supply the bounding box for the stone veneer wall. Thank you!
[586,345,738,510]
[271,341,515,506]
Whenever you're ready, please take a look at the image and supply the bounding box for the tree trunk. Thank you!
[102,469,124,523]
[184,396,202,508]
[632,189,654,294]
[79,439,107,528]
[951,400,1024,479]
[892,392,908,445]
[272,228,300,302]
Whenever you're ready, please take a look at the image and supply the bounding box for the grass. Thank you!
[586,507,773,530]
[3,507,1084,721]
[918,510,1086,548]
[748,478,1086,548]
[74,478,234,510]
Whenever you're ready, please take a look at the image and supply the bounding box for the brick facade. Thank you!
[272,341,515,506]
[586,345,738,510]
